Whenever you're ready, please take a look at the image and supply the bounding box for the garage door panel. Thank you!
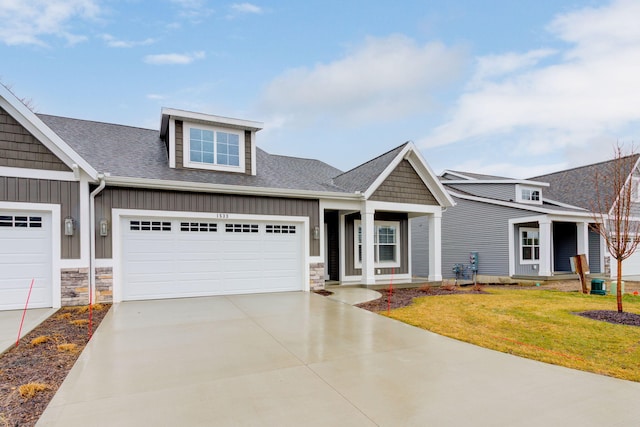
[0,212,52,310]
[121,217,304,301]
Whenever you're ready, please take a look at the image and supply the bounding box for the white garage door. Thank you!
[612,251,640,277]
[0,212,52,310]
[121,217,304,301]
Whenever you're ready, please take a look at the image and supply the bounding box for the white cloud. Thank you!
[101,34,156,48]
[0,0,100,46]
[258,34,466,127]
[231,3,262,14]
[146,93,166,100]
[419,0,640,165]
[143,51,206,65]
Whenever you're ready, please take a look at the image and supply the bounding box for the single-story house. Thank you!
[0,84,453,310]
[412,155,640,281]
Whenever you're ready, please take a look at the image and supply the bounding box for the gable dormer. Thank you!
[515,183,543,205]
[160,108,263,176]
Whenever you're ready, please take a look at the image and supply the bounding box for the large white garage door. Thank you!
[121,217,304,301]
[0,212,52,310]
[612,251,640,277]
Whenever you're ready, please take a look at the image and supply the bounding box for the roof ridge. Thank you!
[333,141,409,180]
[531,153,640,179]
[36,113,158,132]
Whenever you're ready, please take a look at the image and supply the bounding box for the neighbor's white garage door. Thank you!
[121,217,304,301]
[612,251,640,277]
[0,212,52,310]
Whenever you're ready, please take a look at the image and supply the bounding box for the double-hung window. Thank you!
[184,124,244,172]
[354,220,400,268]
[520,228,540,263]
[517,185,542,205]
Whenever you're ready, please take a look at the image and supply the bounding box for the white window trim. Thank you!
[182,122,246,173]
[516,184,542,205]
[520,227,540,264]
[354,220,401,269]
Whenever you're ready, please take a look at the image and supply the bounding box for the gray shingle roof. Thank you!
[37,114,347,193]
[444,170,512,180]
[332,143,408,192]
[530,154,640,212]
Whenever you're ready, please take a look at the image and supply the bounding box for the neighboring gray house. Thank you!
[411,157,640,281]
[0,84,453,311]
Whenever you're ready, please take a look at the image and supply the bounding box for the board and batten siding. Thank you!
[446,183,519,203]
[0,107,71,172]
[413,197,536,278]
[410,216,429,277]
[344,212,409,276]
[588,227,601,273]
[94,187,320,258]
[0,176,80,258]
[370,160,438,205]
[173,120,253,175]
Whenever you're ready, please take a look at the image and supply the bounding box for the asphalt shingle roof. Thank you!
[332,143,408,193]
[530,154,640,212]
[38,114,349,193]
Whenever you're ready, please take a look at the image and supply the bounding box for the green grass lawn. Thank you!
[386,289,640,382]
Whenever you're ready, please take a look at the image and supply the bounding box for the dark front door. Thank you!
[553,222,577,272]
[325,211,340,281]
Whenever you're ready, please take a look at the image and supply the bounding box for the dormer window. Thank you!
[517,185,542,205]
[183,123,245,172]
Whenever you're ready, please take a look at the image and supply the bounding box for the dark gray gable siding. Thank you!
[94,187,320,258]
[0,107,70,172]
[412,197,536,278]
[446,183,518,202]
[370,160,438,205]
[344,212,408,276]
[0,176,80,258]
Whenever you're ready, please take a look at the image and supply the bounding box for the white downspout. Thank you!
[89,174,106,304]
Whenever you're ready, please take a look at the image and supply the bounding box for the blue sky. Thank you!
[1,0,638,178]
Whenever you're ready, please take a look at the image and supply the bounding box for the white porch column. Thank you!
[539,220,552,276]
[428,211,443,281]
[577,222,589,265]
[361,205,376,285]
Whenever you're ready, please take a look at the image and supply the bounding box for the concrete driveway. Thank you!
[38,292,640,426]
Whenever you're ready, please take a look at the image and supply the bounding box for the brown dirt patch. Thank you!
[356,285,487,311]
[0,305,110,426]
[312,289,334,296]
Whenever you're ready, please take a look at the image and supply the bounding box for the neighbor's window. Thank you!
[185,124,243,171]
[520,228,540,263]
[521,188,540,202]
[354,220,400,268]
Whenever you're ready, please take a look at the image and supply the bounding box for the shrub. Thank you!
[18,383,50,399]
[30,336,50,346]
[57,343,78,353]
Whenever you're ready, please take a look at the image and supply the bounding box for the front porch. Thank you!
[321,200,445,286]
[509,215,603,278]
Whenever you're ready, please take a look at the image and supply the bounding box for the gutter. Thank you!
[105,175,363,201]
[89,173,106,304]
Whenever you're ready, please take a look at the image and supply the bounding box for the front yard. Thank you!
[383,288,640,382]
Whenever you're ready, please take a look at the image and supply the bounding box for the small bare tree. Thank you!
[591,144,640,313]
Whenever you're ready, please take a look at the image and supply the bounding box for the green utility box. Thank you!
[610,280,625,296]
[590,279,606,296]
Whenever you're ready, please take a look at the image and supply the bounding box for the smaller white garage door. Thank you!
[0,212,52,310]
[612,251,640,278]
[121,217,305,301]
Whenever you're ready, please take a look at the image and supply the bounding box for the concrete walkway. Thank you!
[0,307,57,354]
[326,286,381,305]
[38,293,640,426]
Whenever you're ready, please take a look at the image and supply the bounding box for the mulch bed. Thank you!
[0,304,111,427]
[313,289,334,296]
[356,285,486,311]
[577,310,640,327]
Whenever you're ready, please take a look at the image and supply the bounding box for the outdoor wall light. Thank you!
[99,219,109,237]
[313,226,320,240]
[64,217,75,236]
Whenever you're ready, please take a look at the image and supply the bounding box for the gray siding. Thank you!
[370,160,437,205]
[0,176,80,258]
[244,130,252,175]
[94,187,320,258]
[412,197,535,279]
[0,107,70,171]
[588,227,601,273]
[344,212,409,276]
[447,183,518,202]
